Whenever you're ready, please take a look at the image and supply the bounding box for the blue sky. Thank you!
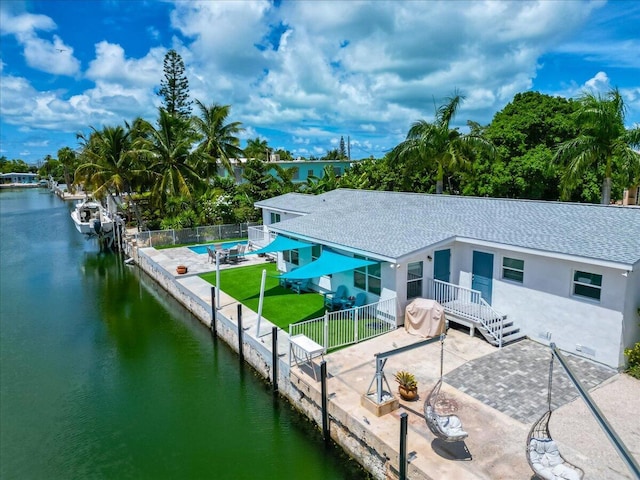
[1,0,639,165]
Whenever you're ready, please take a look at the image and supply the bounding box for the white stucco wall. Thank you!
[622,266,640,367]
[454,242,629,368]
[260,207,303,226]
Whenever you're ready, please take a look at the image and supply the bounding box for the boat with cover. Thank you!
[70,198,114,236]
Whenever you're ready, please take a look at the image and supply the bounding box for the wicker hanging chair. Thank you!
[526,353,584,480]
[423,335,468,442]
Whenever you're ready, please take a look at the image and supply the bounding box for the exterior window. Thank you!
[333,167,341,175]
[270,212,281,224]
[573,271,602,301]
[307,169,314,178]
[407,262,423,299]
[291,169,299,180]
[283,249,299,265]
[502,257,524,283]
[312,245,321,261]
[354,257,381,295]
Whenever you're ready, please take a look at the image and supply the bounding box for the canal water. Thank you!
[0,189,368,479]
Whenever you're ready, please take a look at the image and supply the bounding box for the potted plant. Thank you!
[394,370,418,401]
[176,265,188,274]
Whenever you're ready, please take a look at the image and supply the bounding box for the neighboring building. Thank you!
[218,158,356,184]
[254,189,640,370]
[0,172,39,187]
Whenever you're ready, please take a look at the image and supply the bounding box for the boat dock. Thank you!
[131,244,639,480]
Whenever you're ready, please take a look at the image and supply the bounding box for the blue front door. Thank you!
[472,251,493,304]
[433,249,451,283]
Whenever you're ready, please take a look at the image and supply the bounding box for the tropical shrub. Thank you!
[626,342,640,379]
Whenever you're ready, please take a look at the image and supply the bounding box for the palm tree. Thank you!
[58,146,77,194]
[244,137,269,160]
[76,125,137,198]
[192,100,245,177]
[136,108,203,208]
[392,91,495,194]
[270,164,299,196]
[75,123,146,227]
[554,88,640,204]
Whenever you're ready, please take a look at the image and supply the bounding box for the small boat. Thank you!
[70,198,114,236]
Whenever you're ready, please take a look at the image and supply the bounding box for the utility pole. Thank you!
[347,136,351,161]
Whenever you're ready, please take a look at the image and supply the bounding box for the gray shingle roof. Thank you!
[261,189,640,266]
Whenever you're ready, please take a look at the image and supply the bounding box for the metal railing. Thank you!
[425,278,505,346]
[131,222,259,248]
[289,297,398,352]
[248,225,273,249]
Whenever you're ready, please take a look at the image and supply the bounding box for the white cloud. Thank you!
[2,0,639,163]
[1,9,80,76]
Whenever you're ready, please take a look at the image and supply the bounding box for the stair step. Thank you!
[481,324,519,336]
[487,331,527,346]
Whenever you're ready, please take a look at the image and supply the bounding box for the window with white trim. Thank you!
[573,271,602,301]
[283,249,299,265]
[270,212,281,224]
[502,257,524,283]
[354,257,381,295]
[407,261,423,299]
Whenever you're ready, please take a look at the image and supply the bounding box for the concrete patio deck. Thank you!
[139,245,639,480]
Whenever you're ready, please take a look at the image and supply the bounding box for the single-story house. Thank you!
[253,189,640,370]
[0,172,39,186]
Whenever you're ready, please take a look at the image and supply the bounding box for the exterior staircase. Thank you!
[425,278,526,348]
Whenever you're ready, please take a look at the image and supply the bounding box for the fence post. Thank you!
[321,361,329,443]
[172,229,176,245]
[399,412,408,480]
[210,286,217,337]
[237,304,244,363]
[272,326,278,394]
[354,307,359,343]
[323,311,329,351]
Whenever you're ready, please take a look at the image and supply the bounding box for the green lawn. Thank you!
[200,263,326,330]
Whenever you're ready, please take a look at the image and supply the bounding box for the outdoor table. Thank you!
[289,334,324,381]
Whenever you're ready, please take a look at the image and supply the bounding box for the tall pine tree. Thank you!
[158,49,192,118]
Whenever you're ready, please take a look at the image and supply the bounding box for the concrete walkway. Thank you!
[142,246,640,480]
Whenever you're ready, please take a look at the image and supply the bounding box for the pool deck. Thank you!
[142,246,640,480]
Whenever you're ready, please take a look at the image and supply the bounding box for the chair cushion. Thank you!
[529,439,581,480]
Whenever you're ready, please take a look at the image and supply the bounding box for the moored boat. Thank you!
[70,198,114,236]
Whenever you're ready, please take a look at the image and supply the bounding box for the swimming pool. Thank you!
[188,240,248,255]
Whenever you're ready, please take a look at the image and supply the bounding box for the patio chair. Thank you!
[236,244,247,260]
[228,246,239,263]
[291,279,310,294]
[206,246,216,264]
[325,285,348,310]
[352,292,367,308]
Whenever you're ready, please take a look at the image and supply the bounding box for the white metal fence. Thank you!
[248,225,274,249]
[289,297,398,352]
[132,222,260,248]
